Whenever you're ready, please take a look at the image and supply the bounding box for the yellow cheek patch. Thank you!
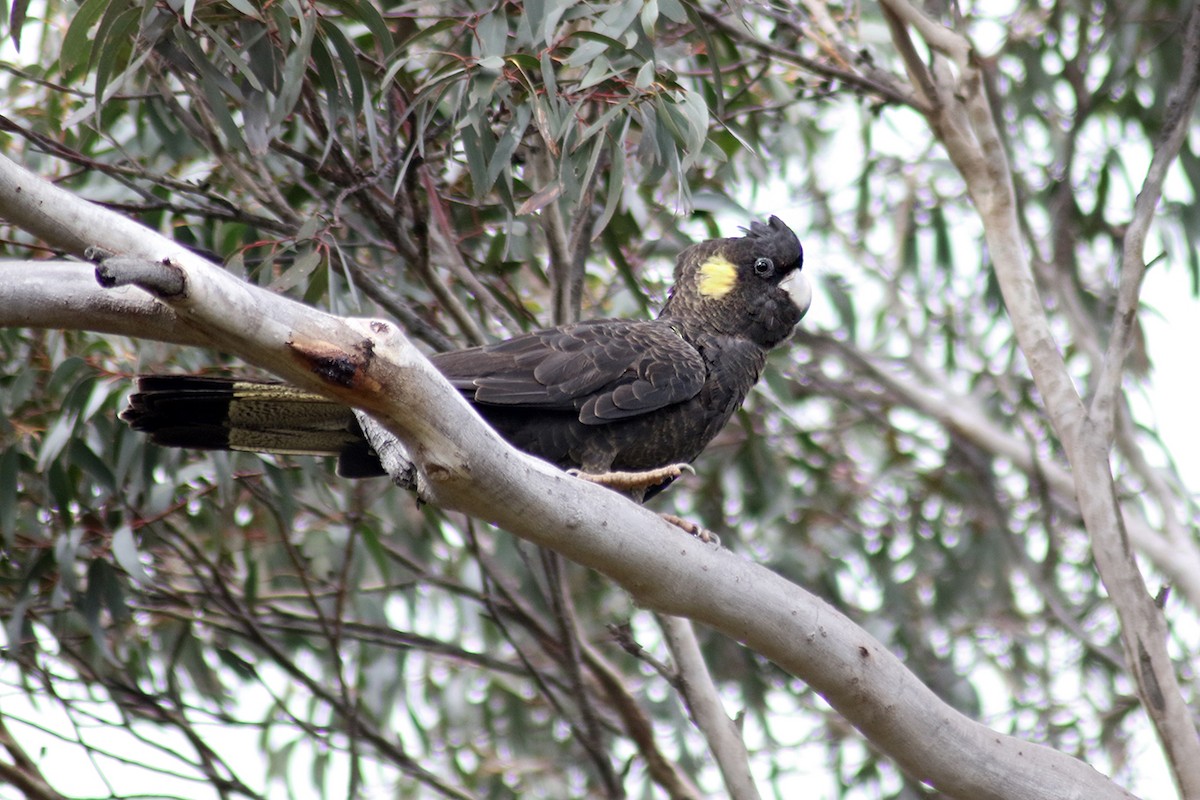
[697,255,737,298]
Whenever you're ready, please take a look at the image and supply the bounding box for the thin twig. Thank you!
[0,714,66,800]
[1090,2,1200,442]
[697,7,922,111]
[658,615,760,800]
[542,552,622,796]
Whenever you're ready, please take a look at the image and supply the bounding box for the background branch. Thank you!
[658,615,760,800]
[1090,2,1200,440]
[878,4,1200,794]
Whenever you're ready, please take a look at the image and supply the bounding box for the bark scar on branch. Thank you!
[287,332,380,391]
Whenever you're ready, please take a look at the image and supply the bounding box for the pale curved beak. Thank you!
[784,271,813,319]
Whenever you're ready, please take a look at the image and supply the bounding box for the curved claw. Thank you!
[660,513,720,545]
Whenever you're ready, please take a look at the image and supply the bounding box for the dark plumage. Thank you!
[122,216,810,499]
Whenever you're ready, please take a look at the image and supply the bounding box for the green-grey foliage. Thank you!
[1,0,1196,797]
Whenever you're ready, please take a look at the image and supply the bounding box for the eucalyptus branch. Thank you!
[0,151,1144,800]
[0,260,197,346]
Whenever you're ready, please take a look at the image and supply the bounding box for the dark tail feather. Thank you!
[122,375,386,477]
